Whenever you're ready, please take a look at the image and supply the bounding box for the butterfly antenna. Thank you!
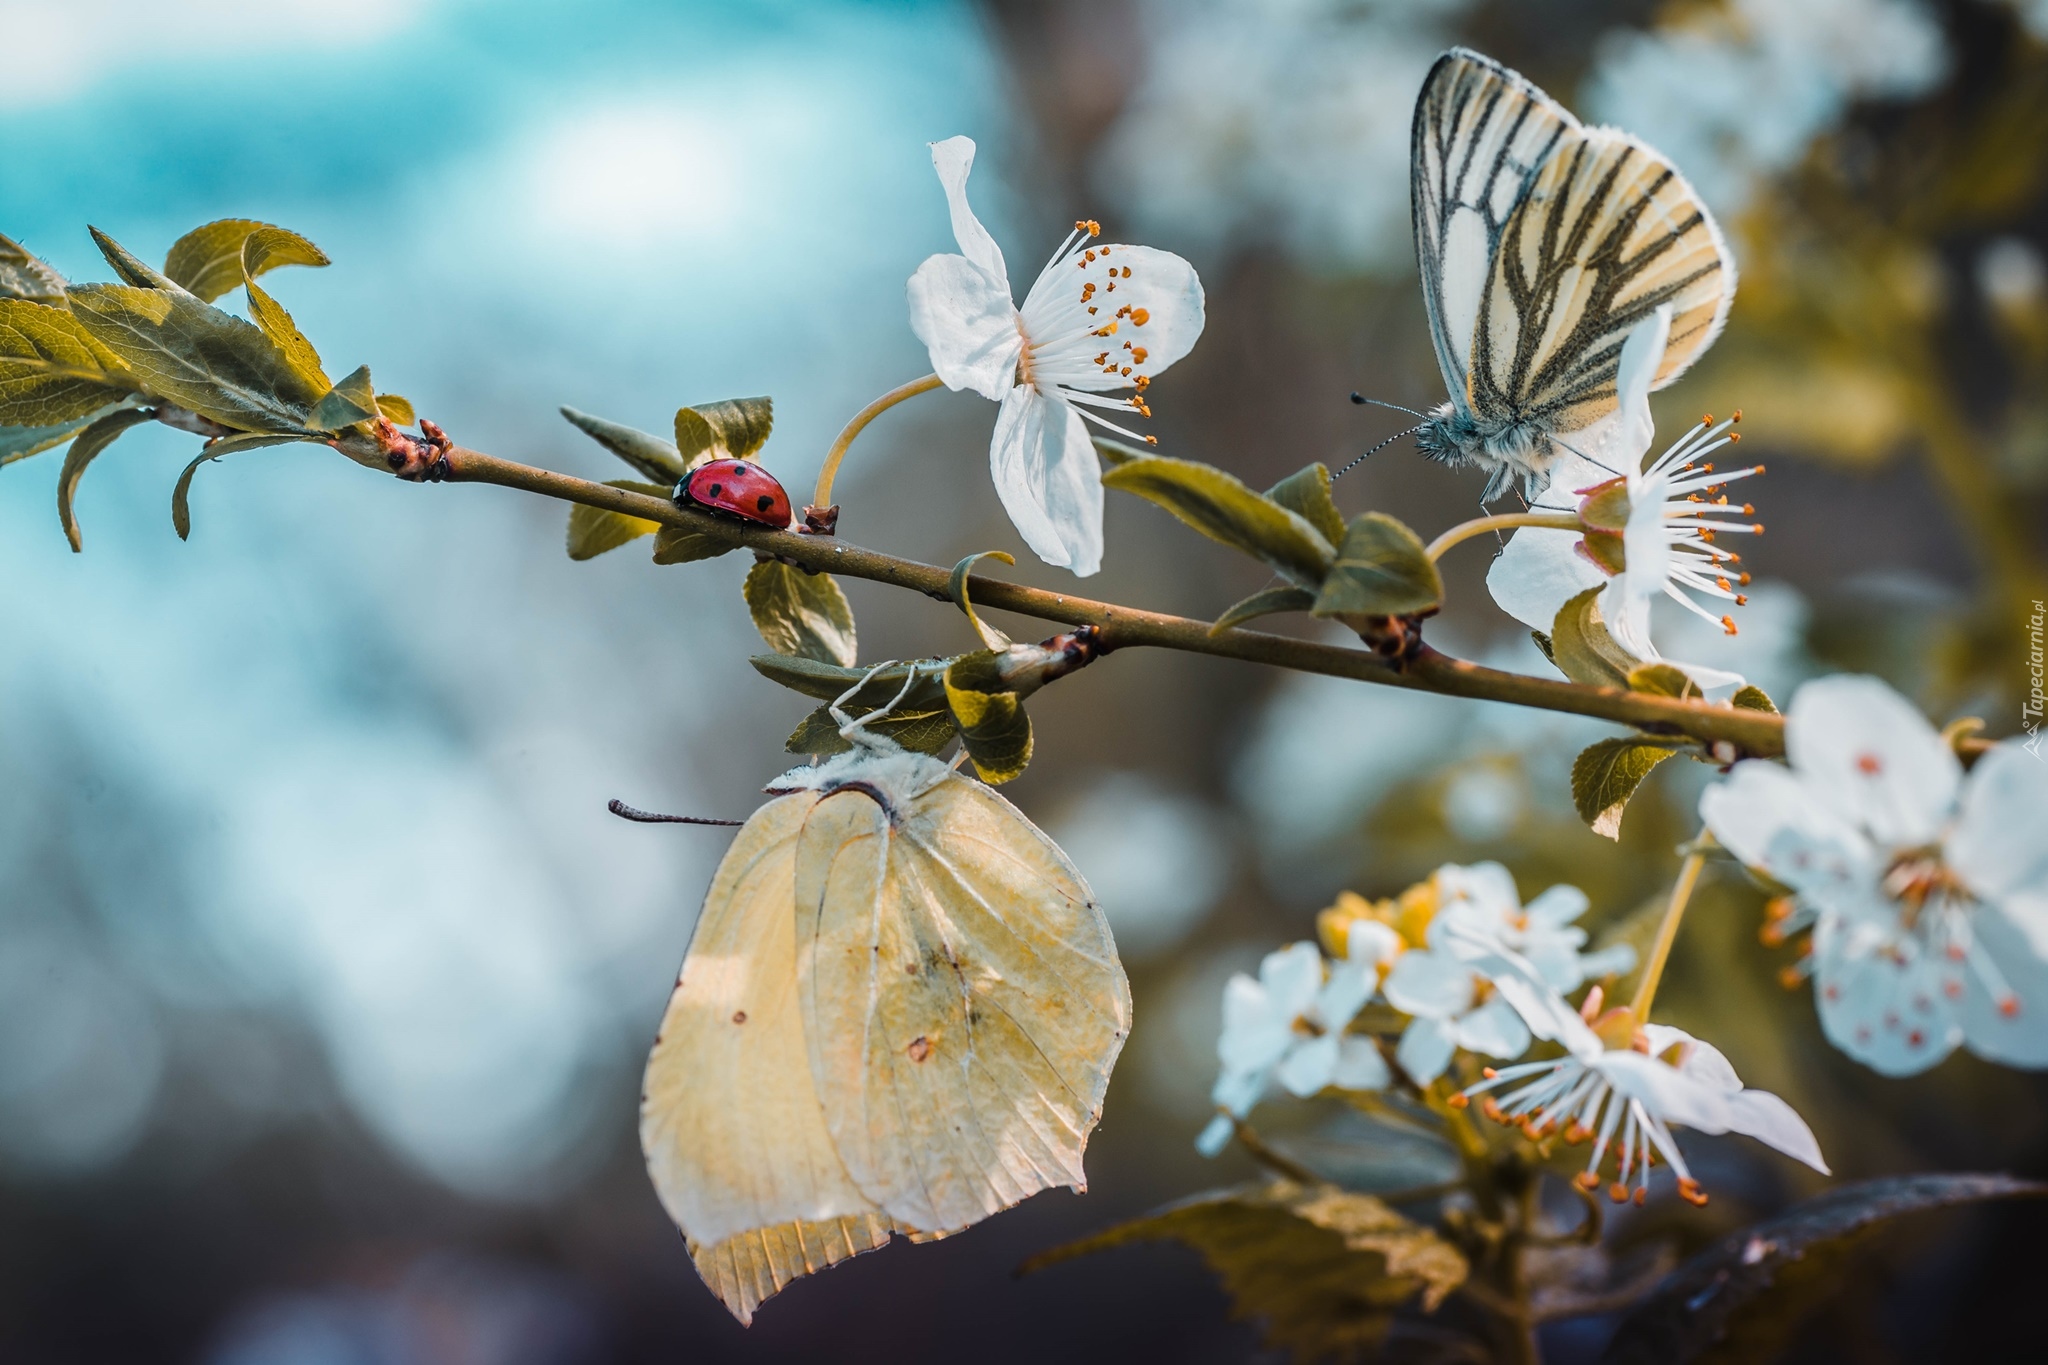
[607,799,744,827]
[835,660,928,744]
[1550,435,1625,484]
[1349,394,1426,418]
[1333,422,1427,480]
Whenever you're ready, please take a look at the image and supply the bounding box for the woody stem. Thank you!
[811,372,944,511]
[1425,512,1582,561]
[1629,835,1715,1022]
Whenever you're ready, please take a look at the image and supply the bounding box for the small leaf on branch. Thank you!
[786,704,955,757]
[1212,585,1317,634]
[1091,435,1146,468]
[311,364,378,432]
[1600,1174,2048,1365]
[0,232,69,304]
[675,396,773,466]
[2,410,121,467]
[374,393,415,425]
[171,434,303,540]
[1265,463,1346,546]
[743,560,858,666]
[0,300,141,426]
[1572,737,1678,840]
[949,550,1016,651]
[651,522,731,564]
[561,406,689,484]
[944,651,1032,783]
[1311,513,1442,619]
[1022,1180,1469,1361]
[750,653,952,711]
[57,406,153,551]
[1551,587,1642,689]
[1626,662,1696,699]
[89,226,184,291]
[1731,684,1778,714]
[566,480,667,560]
[164,219,328,303]
[1102,454,1335,588]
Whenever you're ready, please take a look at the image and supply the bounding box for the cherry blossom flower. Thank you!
[1487,306,1762,692]
[1700,674,2048,1075]
[906,136,1205,576]
[1195,940,1387,1156]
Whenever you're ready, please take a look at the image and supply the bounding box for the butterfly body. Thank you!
[1406,48,1735,500]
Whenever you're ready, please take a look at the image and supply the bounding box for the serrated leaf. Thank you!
[944,651,1032,783]
[1023,1180,1469,1362]
[1103,454,1335,588]
[1212,585,1316,634]
[67,280,324,434]
[949,550,1015,650]
[1572,737,1678,840]
[374,393,414,425]
[1265,463,1345,546]
[560,405,689,483]
[650,522,730,565]
[744,560,857,666]
[0,299,141,425]
[749,653,952,711]
[1552,586,1642,689]
[241,229,330,394]
[171,434,302,540]
[786,705,955,757]
[0,232,68,304]
[1731,684,1778,714]
[311,364,376,432]
[57,406,153,551]
[567,480,667,560]
[164,219,329,303]
[676,396,773,466]
[1601,1174,2048,1365]
[89,226,182,291]
[1626,662,1696,699]
[1311,513,1442,619]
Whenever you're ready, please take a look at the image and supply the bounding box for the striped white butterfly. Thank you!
[1403,48,1735,502]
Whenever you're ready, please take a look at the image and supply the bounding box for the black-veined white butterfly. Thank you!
[1396,47,1735,501]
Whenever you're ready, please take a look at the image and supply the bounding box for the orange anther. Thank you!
[1130,307,1150,325]
[1447,1093,1470,1109]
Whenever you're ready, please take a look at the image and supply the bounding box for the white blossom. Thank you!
[1701,675,2048,1075]
[906,136,1204,576]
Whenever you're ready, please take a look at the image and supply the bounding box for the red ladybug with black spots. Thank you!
[674,458,792,530]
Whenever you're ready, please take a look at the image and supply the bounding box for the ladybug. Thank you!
[674,458,792,529]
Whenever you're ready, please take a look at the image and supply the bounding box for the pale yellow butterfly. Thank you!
[639,665,1131,1323]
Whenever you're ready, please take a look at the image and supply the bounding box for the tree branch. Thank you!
[437,445,1811,757]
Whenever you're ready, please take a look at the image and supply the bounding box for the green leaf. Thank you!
[743,560,858,666]
[561,406,688,484]
[1551,586,1642,689]
[1091,435,1147,468]
[374,393,415,426]
[0,299,141,425]
[171,434,302,540]
[1265,463,1345,546]
[240,229,331,394]
[1626,662,1696,699]
[949,550,1016,650]
[0,232,68,304]
[566,480,667,560]
[1530,630,1558,667]
[164,219,328,303]
[66,281,325,434]
[89,226,182,291]
[311,364,377,432]
[1211,585,1316,634]
[2,409,123,466]
[1023,1180,1469,1362]
[1601,1174,2048,1365]
[749,653,951,711]
[786,705,955,757]
[1731,684,1778,714]
[1571,737,1679,840]
[57,407,153,551]
[675,396,773,467]
[650,522,731,565]
[1103,454,1335,588]
[944,651,1032,783]
[1311,513,1443,620]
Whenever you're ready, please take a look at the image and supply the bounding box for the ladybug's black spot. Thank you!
[706,483,723,498]
[732,462,748,473]
[756,494,775,512]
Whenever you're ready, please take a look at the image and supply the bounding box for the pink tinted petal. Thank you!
[1949,743,2048,902]
[1786,675,1960,847]
[1811,916,1960,1076]
[988,385,1103,575]
[927,136,1008,292]
[908,252,1021,400]
[1958,901,2048,1069]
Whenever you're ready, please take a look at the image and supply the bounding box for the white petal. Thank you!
[1811,915,1959,1076]
[1720,1089,1830,1173]
[1396,1017,1457,1085]
[1329,1037,1391,1091]
[1519,933,1592,993]
[1620,472,1672,606]
[1599,306,1669,477]
[1525,884,1591,928]
[1700,760,1882,910]
[1210,1063,1269,1117]
[907,253,1021,400]
[1258,941,1327,1016]
[1451,997,1532,1060]
[1343,920,1403,970]
[1218,975,1292,1075]
[1195,1113,1235,1157]
[1786,675,1961,848]
[1959,900,2048,1068]
[1383,949,1473,1021]
[1435,862,1521,926]
[1575,944,1639,980]
[1666,1030,1743,1093]
[1949,743,2048,902]
[1311,960,1374,1032]
[927,136,1008,292]
[1020,244,1205,391]
[988,385,1104,576]
[1276,1034,1338,1097]
[1438,925,1603,1059]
